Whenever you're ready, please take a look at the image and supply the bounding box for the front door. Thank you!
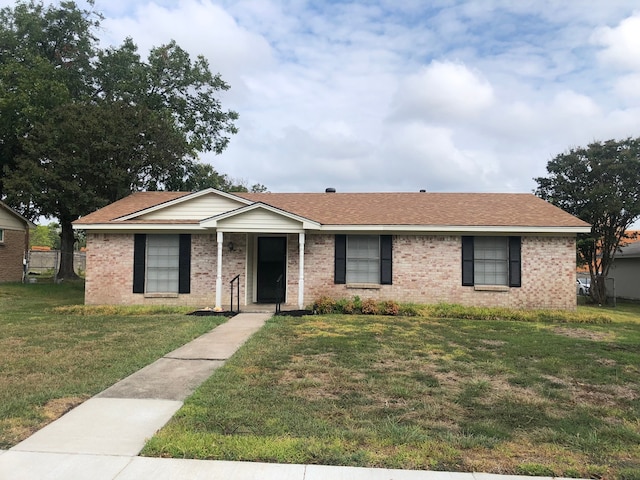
[256,237,286,303]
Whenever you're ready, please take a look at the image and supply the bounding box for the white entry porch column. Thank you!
[298,232,305,309]
[215,231,223,309]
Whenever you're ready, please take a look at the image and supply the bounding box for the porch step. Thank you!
[226,304,300,314]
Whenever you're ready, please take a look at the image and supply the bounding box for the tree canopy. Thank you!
[534,138,640,303]
[1,0,241,278]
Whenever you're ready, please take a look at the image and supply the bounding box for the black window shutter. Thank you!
[133,234,146,293]
[461,236,474,286]
[335,235,346,284]
[179,234,191,294]
[380,235,392,285]
[509,236,521,287]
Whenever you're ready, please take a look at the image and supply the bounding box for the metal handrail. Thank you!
[230,274,240,313]
[275,274,283,314]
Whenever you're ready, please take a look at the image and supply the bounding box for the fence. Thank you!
[27,250,86,277]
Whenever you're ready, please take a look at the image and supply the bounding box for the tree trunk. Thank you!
[591,275,607,305]
[58,218,79,280]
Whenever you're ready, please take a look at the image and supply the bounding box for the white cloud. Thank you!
[99,0,274,87]
[592,12,640,71]
[391,61,494,122]
[614,73,640,101]
[551,90,601,117]
[4,0,640,195]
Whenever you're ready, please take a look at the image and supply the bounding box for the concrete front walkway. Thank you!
[0,313,270,478]
[0,312,578,480]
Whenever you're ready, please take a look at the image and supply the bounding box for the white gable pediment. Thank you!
[201,203,320,232]
[121,189,251,221]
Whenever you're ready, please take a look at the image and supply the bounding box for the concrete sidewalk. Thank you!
[1,313,270,479]
[0,312,575,480]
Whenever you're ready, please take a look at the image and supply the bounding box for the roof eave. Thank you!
[73,223,591,235]
[319,225,592,234]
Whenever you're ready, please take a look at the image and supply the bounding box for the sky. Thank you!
[6,0,640,194]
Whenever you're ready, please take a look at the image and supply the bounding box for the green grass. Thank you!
[143,305,640,478]
[0,282,225,448]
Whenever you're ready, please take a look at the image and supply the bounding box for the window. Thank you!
[0,229,4,243]
[335,235,392,285]
[462,236,521,287]
[146,235,180,292]
[474,237,508,285]
[133,234,191,294]
[347,235,380,283]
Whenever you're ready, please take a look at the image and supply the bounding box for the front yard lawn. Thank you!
[0,282,225,448]
[143,308,640,479]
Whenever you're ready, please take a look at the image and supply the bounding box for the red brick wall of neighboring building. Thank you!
[0,229,27,282]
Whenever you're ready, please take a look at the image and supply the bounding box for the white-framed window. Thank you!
[146,234,180,293]
[0,229,4,243]
[346,235,380,283]
[473,236,509,286]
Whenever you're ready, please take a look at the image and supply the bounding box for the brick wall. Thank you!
[303,234,577,310]
[0,229,27,282]
[85,232,577,310]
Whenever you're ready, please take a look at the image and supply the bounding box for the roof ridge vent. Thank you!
[325,187,336,193]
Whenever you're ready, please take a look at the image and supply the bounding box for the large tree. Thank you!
[164,161,268,193]
[0,0,99,197]
[534,138,640,304]
[1,1,239,279]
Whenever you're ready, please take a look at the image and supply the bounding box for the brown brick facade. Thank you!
[0,229,27,282]
[85,232,577,310]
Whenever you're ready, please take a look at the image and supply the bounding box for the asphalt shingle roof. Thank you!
[73,190,590,229]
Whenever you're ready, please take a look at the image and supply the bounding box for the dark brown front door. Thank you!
[256,237,286,303]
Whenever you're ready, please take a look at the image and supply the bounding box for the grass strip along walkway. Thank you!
[0,282,225,448]
[143,309,640,479]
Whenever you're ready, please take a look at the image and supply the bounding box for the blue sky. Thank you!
[5,0,640,193]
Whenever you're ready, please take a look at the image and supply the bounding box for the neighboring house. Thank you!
[0,201,35,283]
[72,189,590,310]
[608,241,640,301]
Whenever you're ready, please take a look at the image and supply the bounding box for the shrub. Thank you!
[361,298,379,315]
[313,295,336,314]
[334,297,349,313]
[381,300,400,316]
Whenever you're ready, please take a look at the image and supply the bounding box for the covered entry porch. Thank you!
[212,231,307,310]
[201,202,320,310]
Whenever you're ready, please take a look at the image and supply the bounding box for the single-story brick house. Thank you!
[72,188,590,310]
[0,201,35,283]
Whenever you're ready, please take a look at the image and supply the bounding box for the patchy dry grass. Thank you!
[144,309,640,479]
[0,282,225,448]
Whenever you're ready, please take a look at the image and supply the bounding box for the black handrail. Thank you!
[275,274,283,314]
[230,274,240,313]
